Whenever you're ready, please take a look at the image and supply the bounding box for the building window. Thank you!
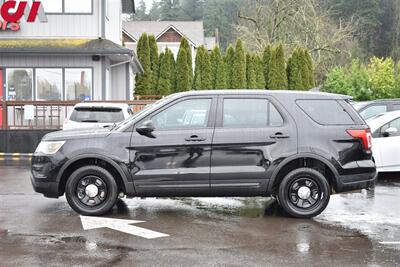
[40,0,63,13]
[6,69,33,100]
[36,69,63,100]
[64,0,92,13]
[41,0,92,14]
[65,68,92,100]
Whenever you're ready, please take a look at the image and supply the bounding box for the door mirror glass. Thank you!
[383,127,398,137]
[136,120,156,138]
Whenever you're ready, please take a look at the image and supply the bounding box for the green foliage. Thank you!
[287,48,303,90]
[254,54,265,89]
[156,50,171,95]
[178,38,193,88]
[246,53,257,89]
[368,57,396,99]
[323,67,352,96]
[232,39,246,89]
[210,46,227,89]
[263,44,272,89]
[148,35,159,93]
[304,49,315,88]
[135,33,152,95]
[224,44,235,88]
[268,45,288,90]
[193,46,212,90]
[176,48,190,92]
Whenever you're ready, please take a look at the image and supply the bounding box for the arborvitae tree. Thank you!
[268,47,278,89]
[210,46,227,89]
[299,49,311,90]
[232,39,246,89]
[176,48,190,92]
[263,45,272,89]
[166,49,176,92]
[148,35,159,93]
[193,46,212,90]
[135,33,151,95]
[224,44,235,88]
[156,51,171,95]
[246,53,257,89]
[255,54,265,89]
[304,49,315,88]
[272,44,288,89]
[287,48,303,90]
[178,38,193,88]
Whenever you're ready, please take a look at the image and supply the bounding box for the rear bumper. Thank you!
[335,169,377,193]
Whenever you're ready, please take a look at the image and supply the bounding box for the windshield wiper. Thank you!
[81,120,99,123]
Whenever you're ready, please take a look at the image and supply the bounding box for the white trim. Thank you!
[122,29,137,42]
[155,25,198,47]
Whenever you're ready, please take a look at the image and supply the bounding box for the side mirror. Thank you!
[383,127,398,137]
[136,120,156,138]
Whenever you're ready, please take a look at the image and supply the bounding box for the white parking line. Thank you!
[379,241,400,245]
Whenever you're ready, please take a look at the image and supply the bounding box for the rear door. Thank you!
[210,95,297,195]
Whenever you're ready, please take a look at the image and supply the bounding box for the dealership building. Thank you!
[0,0,142,102]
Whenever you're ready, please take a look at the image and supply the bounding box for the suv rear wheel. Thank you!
[278,168,330,218]
[65,166,118,216]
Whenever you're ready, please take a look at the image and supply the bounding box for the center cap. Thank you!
[298,186,311,199]
[85,184,99,198]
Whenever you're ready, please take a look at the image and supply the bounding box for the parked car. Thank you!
[31,90,377,218]
[367,110,400,173]
[63,103,133,130]
[353,99,400,120]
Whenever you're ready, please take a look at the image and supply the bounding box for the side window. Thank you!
[380,118,400,137]
[391,104,400,111]
[359,105,387,120]
[152,99,211,129]
[222,98,283,128]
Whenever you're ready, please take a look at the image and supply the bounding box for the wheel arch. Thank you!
[56,154,133,197]
[268,153,340,195]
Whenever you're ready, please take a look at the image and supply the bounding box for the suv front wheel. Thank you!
[65,165,118,216]
[278,168,330,218]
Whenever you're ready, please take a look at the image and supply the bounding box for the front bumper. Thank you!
[30,173,60,198]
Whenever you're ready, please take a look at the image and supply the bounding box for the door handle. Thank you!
[185,135,206,142]
[270,132,290,139]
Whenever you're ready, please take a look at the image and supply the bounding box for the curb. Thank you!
[0,153,33,160]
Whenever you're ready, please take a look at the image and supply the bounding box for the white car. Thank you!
[368,110,400,172]
[63,103,133,130]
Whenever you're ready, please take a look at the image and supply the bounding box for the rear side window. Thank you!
[297,99,354,125]
[359,105,387,120]
[223,98,283,128]
[70,107,125,123]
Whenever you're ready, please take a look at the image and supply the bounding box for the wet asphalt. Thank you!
[0,160,400,267]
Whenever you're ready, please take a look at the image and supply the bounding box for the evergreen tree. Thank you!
[166,49,176,92]
[176,48,190,92]
[269,44,288,90]
[224,44,235,88]
[246,53,257,89]
[287,48,303,90]
[179,38,193,88]
[135,33,151,95]
[148,35,159,93]
[299,49,311,90]
[232,39,246,89]
[255,54,265,89]
[268,47,278,89]
[304,49,315,88]
[263,45,272,89]
[193,46,212,90]
[157,51,171,95]
[210,46,227,89]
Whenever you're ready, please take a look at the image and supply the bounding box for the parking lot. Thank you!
[0,160,399,266]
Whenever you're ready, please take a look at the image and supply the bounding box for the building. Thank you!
[122,21,218,66]
[0,0,142,102]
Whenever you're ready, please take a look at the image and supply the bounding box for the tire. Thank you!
[278,168,330,218]
[65,165,118,216]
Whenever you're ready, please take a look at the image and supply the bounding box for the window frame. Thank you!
[377,117,400,138]
[5,68,34,101]
[42,0,93,15]
[216,96,285,129]
[35,68,63,101]
[136,96,217,132]
[64,67,93,101]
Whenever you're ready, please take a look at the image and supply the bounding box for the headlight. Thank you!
[35,141,66,154]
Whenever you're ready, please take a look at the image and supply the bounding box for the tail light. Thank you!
[346,129,372,150]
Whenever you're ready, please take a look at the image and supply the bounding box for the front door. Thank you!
[210,96,297,196]
[129,96,216,196]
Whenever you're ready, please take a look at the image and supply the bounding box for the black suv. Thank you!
[31,90,377,218]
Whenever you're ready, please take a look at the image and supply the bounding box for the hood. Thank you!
[42,127,112,141]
